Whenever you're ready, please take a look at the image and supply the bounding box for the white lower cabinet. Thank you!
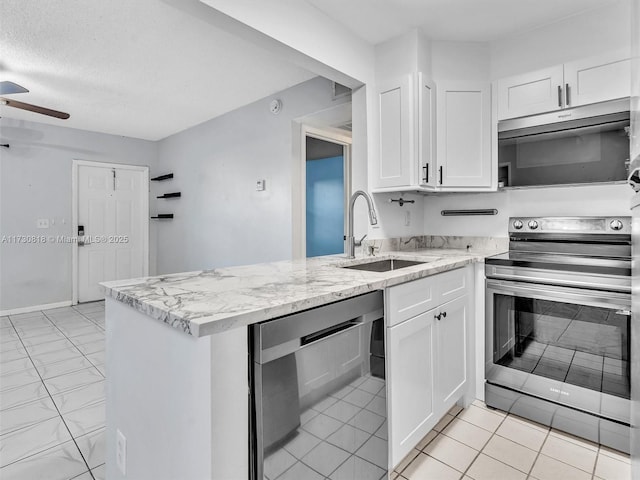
[386,266,472,468]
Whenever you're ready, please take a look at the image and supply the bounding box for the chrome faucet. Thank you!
[346,190,378,259]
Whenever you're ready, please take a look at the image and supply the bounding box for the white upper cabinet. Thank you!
[497,65,564,120]
[437,82,492,188]
[374,73,492,191]
[497,51,631,120]
[563,52,631,107]
[376,75,414,188]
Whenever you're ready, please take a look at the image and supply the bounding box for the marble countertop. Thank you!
[101,247,505,337]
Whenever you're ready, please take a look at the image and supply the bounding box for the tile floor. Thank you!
[0,301,633,480]
[0,302,105,480]
[393,401,631,480]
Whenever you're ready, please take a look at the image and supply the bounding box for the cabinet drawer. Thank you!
[387,275,437,326]
[387,266,468,326]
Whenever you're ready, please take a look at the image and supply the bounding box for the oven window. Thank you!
[493,294,630,399]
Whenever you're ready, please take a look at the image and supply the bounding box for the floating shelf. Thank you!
[151,214,174,219]
[151,173,174,181]
[157,192,181,199]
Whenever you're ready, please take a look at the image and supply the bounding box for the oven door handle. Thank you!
[486,279,630,309]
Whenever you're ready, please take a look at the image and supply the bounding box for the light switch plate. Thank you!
[256,179,266,191]
[116,429,127,475]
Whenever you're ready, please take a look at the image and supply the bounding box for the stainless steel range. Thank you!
[485,216,631,453]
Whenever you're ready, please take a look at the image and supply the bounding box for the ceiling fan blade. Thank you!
[0,81,29,95]
[0,97,70,119]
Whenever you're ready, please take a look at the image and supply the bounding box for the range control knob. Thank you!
[610,219,624,231]
[528,220,539,230]
[513,220,524,230]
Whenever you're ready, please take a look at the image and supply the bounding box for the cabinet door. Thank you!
[387,310,435,468]
[437,83,492,188]
[564,52,631,108]
[497,65,564,120]
[417,73,436,188]
[375,75,413,188]
[434,296,468,411]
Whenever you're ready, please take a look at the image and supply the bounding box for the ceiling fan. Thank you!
[0,81,70,119]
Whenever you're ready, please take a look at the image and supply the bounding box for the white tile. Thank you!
[457,405,504,432]
[68,332,104,346]
[25,339,77,357]
[374,419,387,440]
[358,377,385,395]
[311,395,338,413]
[0,440,87,480]
[355,434,388,469]
[394,448,420,474]
[20,331,67,348]
[44,367,103,395]
[35,356,94,380]
[402,452,462,480]
[302,441,350,477]
[329,455,385,480]
[548,428,599,452]
[471,400,506,417]
[282,429,321,459]
[530,454,591,480]
[594,452,631,479]
[482,434,537,473]
[300,408,319,425]
[52,381,105,414]
[365,395,386,417]
[416,430,438,451]
[0,347,28,364]
[90,464,105,480]
[301,413,343,439]
[264,448,297,480]
[13,326,58,339]
[423,434,477,473]
[0,357,34,376]
[351,408,385,434]
[0,367,41,392]
[433,414,455,432]
[62,401,105,438]
[342,388,375,408]
[30,348,83,368]
[598,445,630,464]
[75,427,105,469]
[0,381,48,411]
[0,417,72,467]
[0,340,24,353]
[278,460,324,480]
[442,418,492,451]
[466,453,526,480]
[496,415,548,452]
[323,400,360,423]
[85,351,104,365]
[325,424,369,454]
[65,325,104,339]
[0,396,59,435]
[541,432,597,473]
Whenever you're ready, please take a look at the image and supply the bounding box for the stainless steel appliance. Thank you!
[498,99,630,188]
[250,292,388,480]
[485,217,632,453]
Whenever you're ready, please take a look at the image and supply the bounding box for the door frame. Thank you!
[293,125,352,259]
[71,159,150,305]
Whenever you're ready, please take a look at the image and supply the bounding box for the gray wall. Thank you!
[0,118,157,311]
[155,76,348,274]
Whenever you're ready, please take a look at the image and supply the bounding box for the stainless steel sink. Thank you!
[341,258,426,272]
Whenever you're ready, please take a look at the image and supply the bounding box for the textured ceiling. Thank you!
[0,0,315,140]
[307,0,621,44]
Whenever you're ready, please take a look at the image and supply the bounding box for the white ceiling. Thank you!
[307,0,620,44]
[0,0,315,141]
[0,0,621,141]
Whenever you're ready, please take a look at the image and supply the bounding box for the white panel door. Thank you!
[375,75,413,188]
[78,165,146,302]
[497,65,564,120]
[437,83,492,188]
[387,309,435,468]
[417,72,436,188]
[435,296,468,411]
[564,52,631,107]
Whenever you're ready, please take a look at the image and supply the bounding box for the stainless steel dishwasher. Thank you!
[250,291,388,480]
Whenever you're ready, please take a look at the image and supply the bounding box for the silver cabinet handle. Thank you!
[615,310,631,316]
[558,85,563,107]
[565,83,570,107]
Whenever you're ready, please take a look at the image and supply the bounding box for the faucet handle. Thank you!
[354,234,367,247]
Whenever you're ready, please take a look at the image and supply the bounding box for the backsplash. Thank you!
[362,236,509,256]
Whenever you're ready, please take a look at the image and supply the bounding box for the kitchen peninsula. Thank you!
[102,241,505,480]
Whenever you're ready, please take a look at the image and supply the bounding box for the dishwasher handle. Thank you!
[301,319,361,346]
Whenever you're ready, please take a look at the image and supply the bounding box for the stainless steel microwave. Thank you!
[498,99,631,188]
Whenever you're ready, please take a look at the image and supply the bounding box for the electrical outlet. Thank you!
[256,179,266,191]
[404,211,411,226]
[36,218,49,229]
[116,429,127,475]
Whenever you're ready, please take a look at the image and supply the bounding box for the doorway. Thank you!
[72,160,149,303]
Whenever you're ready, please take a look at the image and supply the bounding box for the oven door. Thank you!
[485,278,630,424]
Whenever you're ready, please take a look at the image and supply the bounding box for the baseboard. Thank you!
[0,300,73,316]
